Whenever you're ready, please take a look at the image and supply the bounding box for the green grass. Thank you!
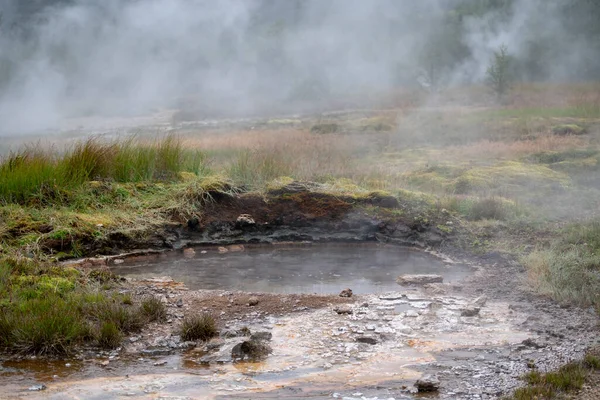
[98,321,122,349]
[0,256,151,355]
[228,149,292,188]
[180,313,218,342]
[141,296,167,322]
[584,354,600,369]
[482,105,600,119]
[440,196,524,221]
[7,295,88,355]
[0,135,208,206]
[523,219,600,306]
[507,362,589,399]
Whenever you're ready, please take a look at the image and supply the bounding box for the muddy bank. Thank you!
[63,181,448,260]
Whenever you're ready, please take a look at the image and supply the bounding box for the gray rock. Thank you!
[461,306,481,317]
[521,338,544,349]
[415,375,440,392]
[205,338,225,351]
[397,274,443,286]
[231,340,272,361]
[28,385,47,391]
[339,288,353,297]
[333,306,353,315]
[176,298,184,308]
[473,296,488,308]
[248,297,259,306]
[250,331,272,341]
[379,292,405,301]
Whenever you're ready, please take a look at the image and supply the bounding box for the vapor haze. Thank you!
[0,0,596,134]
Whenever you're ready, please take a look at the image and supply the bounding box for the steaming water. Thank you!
[111,244,471,293]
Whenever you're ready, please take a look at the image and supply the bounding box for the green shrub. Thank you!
[97,321,122,349]
[486,44,512,100]
[141,296,167,322]
[180,313,217,341]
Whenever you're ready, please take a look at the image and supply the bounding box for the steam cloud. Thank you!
[0,0,595,134]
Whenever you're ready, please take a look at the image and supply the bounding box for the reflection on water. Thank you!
[112,244,471,294]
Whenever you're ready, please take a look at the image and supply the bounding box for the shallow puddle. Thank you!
[111,243,471,294]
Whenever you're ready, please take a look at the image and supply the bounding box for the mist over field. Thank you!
[0,0,598,133]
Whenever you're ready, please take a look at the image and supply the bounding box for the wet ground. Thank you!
[1,245,598,399]
[111,244,472,294]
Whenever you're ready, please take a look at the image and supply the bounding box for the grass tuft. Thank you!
[584,354,600,370]
[8,295,86,355]
[180,313,217,342]
[97,321,122,349]
[508,360,592,399]
[140,296,167,322]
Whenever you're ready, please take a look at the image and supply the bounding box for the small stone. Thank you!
[397,274,443,286]
[28,385,47,391]
[361,302,369,308]
[356,336,378,345]
[379,292,405,301]
[235,214,256,228]
[218,247,228,254]
[461,306,481,317]
[339,288,353,297]
[176,298,184,308]
[65,363,71,367]
[153,361,167,366]
[248,297,259,306]
[183,248,195,258]
[333,306,353,315]
[415,375,440,392]
[113,259,124,264]
[473,296,488,308]
[100,360,110,366]
[521,338,544,349]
